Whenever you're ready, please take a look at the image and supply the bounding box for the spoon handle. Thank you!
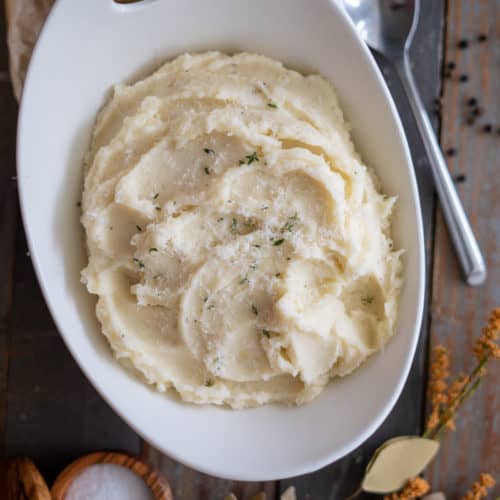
[394,57,487,286]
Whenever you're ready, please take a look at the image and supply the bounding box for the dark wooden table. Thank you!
[0,1,498,498]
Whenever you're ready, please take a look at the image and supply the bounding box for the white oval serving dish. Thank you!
[17,0,425,481]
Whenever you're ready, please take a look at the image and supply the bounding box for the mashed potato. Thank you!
[81,52,402,408]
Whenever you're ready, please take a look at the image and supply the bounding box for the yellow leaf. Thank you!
[281,486,297,500]
[362,436,439,493]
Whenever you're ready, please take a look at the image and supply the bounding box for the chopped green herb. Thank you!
[153,193,159,200]
[262,205,269,210]
[217,217,224,222]
[275,272,281,278]
[149,247,158,253]
[281,213,299,233]
[230,218,238,234]
[262,329,271,338]
[239,275,249,285]
[249,263,257,271]
[267,102,278,109]
[286,257,291,261]
[155,206,161,211]
[207,303,215,310]
[253,244,261,248]
[239,152,259,166]
[133,258,145,269]
[244,152,259,165]
[203,148,215,154]
[205,379,214,387]
[361,295,374,305]
[204,166,210,175]
[273,238,285,246]
[76,201,81,207]
[203,296,208,303]
[136,225,143,232]
[252,304,258,315]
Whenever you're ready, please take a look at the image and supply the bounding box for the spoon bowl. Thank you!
[343,0,417,59]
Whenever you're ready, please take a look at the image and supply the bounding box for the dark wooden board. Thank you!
[426,0,500,497]
[0,1,18,454]
[143,443,276,500]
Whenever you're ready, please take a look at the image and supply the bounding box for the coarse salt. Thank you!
[65,464,154,500]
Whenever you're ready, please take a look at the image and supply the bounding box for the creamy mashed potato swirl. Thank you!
[81,52,402,408]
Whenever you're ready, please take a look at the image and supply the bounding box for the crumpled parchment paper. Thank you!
[4,0,54,100]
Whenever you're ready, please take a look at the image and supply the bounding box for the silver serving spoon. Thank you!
[342,0,486,286]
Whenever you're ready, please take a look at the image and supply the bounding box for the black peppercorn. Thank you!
[477,33,488,43]
[447,61,456,70]
[459,74,469,83]
[432,98,441,116]
[467,97,478,107]
[454,174,467,183]
[446,148,457,157]
[457,39,469,49]
[483,124,493,133]
[389,2,403,10]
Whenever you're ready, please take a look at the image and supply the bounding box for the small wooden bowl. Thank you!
[51,452,172,500]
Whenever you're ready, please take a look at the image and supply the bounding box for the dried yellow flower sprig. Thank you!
[462,472,496,500]
[343,310,499,500]
[473,308,500,360]
[443,374,468,431]
[424,308,499,439]
[426,345,450,432]
[383,477,430,500]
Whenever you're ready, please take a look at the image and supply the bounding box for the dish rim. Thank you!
[17,0,425,480]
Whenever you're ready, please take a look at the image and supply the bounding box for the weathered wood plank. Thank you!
[0,0,19,454]
[427,0,500,497]
[142,443,276,500]
[0,89,17,326]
